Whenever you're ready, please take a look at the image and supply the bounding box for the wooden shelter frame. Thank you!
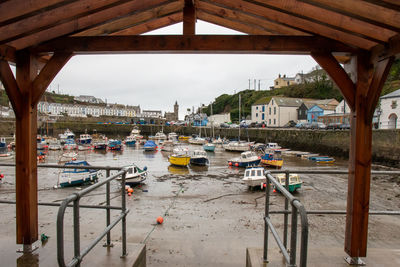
[0,0,399,261]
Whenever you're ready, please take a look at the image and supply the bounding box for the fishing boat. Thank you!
[108,139,123,151]
[63,139,78,150]
[78,134,92,145]
[228,151,261,168]
[223,141,253,152]
[48,143,62,150]
[178,135,190,141]
[117,164,148,185]
[125,135,136,147]
[169,148,190,167]
[37,151,46,162]
[93,140,107,150]
[190,150,209,166]
[149,131,167,140]
[78,144,92,151]
[57,160,99,188]
[261,151,283,169]
[143,140,157,151]
[308,156,335,163]
[203,142,216,152]
[130,126,142,138]
[0,137,6,148]
[168,132,178,141]
[58,152,77,163]
[265,142,281,150]
[188,136,207,145]
[37,135,48,150]
[58,129,75,144]
[160,140,175,152]
[242,167,266,188]
[274,173,303,193]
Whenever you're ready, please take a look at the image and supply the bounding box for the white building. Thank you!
[335,100,351,114]
[379,89,400,129]
[251,98,270,123]
[208,113,231,125]
[265,97,303,127]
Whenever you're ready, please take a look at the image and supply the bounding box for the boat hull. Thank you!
[228,159,260,168]
[260,159,283,168]
[169,155,190,167]
[190,157,209,166]
[203,144,216,152]
[59,173,98,188]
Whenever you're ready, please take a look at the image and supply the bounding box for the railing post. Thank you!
[289,204,298,267]
[121,170,127,257]
[263,171,271,263]
[104,167,113,247]
[73,197,81,267]
[284,170,289,248]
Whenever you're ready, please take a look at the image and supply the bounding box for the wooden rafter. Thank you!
[299,0,400,32]
[0,59,22,117]
[33,35,358,54]
[183,0,196,35]
[112,12,183,36]
[31,52,73,105]
[75,1,183,36]
[207,0,378,50]
[372,34,400,61]
[311,52,355,111]
[7,0,175,50]
[250,0,395,44]
[0,44,16,63]
[197,1,308,36]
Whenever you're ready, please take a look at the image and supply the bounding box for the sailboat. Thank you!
[203,103,216,152]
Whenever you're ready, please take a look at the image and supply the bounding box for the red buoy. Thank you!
[156,216,164,224]
[235,163,239,167]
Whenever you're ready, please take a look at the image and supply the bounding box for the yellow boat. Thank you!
[178,135,190,141]
[260,152,283,169]
[168,154,191,167]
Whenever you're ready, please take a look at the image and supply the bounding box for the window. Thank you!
[269,119,271,124]
[391,100,397,109]
[275,81,278,85]
[256,113,258,117]
[274,107,276,115]
[269,107,271,115]
[299,110,302,116]
[287,81,290,85]
[262,113,265,120]
[262,106,265,112]
[256,106,258,110]
[274,119,276,125]
[272,100,274,105]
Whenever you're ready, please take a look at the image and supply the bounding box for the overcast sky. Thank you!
[49,21,317,120]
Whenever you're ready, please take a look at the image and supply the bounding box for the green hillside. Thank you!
[205,60,400,122]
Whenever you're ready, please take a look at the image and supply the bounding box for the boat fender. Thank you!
[143,166,147,171]
[228,162,232,166]
[235,163,239,167]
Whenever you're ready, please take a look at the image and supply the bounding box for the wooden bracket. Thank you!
[0,59,22,117]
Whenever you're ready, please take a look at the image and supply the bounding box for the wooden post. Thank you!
[183,0,195,35]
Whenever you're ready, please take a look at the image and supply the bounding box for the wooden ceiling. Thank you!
[0,0,399,61]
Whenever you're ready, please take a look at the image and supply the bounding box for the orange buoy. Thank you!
[128,188,134,193]
[156,216,164,224]
[273,189,276,193]
[228,162,232,166]
[235,163,239,167]
[128,192,132,196]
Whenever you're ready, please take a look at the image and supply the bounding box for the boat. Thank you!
[309,156,335,163]
[78,144,92,151]
[58,129,75,144]
[190,150,209,166]
[108,139,123,151]
[58,152,77,163]
[301,153,319,159]
[0,137,6,148]
[125,135,136,147]
[203,142,216,152]
[0,153,13,160]
[143,140,157,151]
[48,143,62,150]
[168,132,178,141]
[261,151,283,169]
[37,151,46,162]
[78,134,92,145]
[188,136,207,145]
[178,135,190,141]
[223,141,253,152]
[265,142,281,150]
[274,173,303,193]
[169,148,190,167]
[129,126,143,140]
[117,164,147,185]
[242,167,266,188]
[63,139,78,150]
[37,135,48,150]
[57,160,99,188]
[93,141,107,150]
[228,151,261,168]
[149,131,167,140]
[160,140,175,152]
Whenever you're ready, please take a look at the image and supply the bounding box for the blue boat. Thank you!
[78,134,92,145]
[228,151,261,168]
[143,140,157,151]
[308,156,335,163]
[190,150,209,166]
[108,139,122,151]
[125,136,136,147]
[202,143,216,152]
[57,160,99,188]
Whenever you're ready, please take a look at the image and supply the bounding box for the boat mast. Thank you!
[211,103,214,139]
[238,94,241,142]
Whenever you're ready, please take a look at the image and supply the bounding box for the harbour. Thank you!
[1,137,399,266]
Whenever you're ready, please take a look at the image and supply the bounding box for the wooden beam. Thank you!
[345,54,374,258]
[366,57,395,120]
[183,0,195,35]
[209,0,377,50]
[15,50,39,245]
[33,35,359,54]
[0,60,22,117]
[7,0,174,50]
[112,12,182,36]
[32,52,73,105]
[0,45,16,63]
[371,34,400,62]
[311,52,355,111]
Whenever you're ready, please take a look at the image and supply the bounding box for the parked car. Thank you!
[230,123,240,128]
[310,122,327,129]
[283,120,297,128]
[326,122,342,130]
[295,122,304,129]
[220,123,230,128]
[249,122,258,128]
[339,123,351,130]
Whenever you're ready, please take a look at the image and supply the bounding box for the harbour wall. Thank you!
[0,119,399,167]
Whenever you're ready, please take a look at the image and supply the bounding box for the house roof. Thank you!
[272,97,303,107]
[0,1,399,62]
[380,88,400,99]
[253,96,272,105]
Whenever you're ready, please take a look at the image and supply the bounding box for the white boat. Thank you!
[168,132,178,141]
[242,167,266,188]
[58,129,75,143]
[117,164,148,185]
[63,139,78,150]
[265,142,281,150]
[223,141,253,152]
[149,131,167,140]
[190,150,209,166]
[78,134,92,145]
[78,145,92,151]
[160,140,175,152]
[188,136,207,145]
[228,151,261,167]
[58,152,77,163]
[57,160,99,188]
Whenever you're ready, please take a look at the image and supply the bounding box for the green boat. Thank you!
[274,173,302,193]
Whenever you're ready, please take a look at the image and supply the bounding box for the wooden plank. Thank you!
[311,52,355,111]
[299,0,400,32]
[31,52,73,105]
[0,45,16,63]
[0,0,130,44]
[75,1,183,36]
[345,54,374,257]
[112,12,182,35]
[183,0,196,35]
[366,57,395,120]
[7,0,174,50]
[251,0,395,43]
[33,35,358,54]
[0,59,22,117]
[208,0,377,50]
[15,50,39,245]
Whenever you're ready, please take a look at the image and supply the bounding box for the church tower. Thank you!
[174,101,179,121]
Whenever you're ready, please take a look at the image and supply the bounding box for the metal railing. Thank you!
[0,163,128,267]
[263,169,400,267]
